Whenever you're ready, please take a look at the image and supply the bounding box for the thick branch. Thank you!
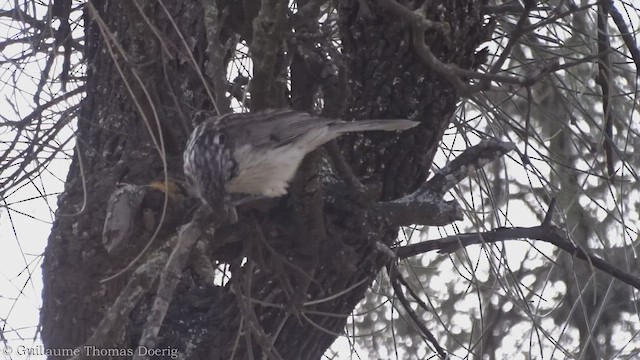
[134,207,213,359]
[373,196,462,227]
[423,139,516,195]
[374,139,515,226]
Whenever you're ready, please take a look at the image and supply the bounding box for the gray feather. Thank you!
[328,119,419,134]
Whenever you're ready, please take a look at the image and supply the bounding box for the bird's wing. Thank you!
[226,109,336,148]
[267,111,336,146]
[216,109,417,149]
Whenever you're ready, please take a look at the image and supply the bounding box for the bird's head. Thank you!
[183,121,236,210]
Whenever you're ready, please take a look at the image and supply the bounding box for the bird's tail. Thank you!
[330,119,419,134]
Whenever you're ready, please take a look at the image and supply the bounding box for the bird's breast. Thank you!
[225,144,307,197]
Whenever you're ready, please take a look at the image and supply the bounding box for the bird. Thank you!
[183,108,418,214]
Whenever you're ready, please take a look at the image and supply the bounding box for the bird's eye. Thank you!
[214,133,225,144]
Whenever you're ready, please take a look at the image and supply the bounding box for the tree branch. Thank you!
[374,139,515,226]
[423,139,516,195]
[596,2,616,179]
[396,199,640,292]
[378,0,602,95]
[603,1,640,75]
[134,207,213,360]
[388,265,448,359]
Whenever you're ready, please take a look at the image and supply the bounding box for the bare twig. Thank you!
[487,0,536,76]
[388,265,448,359]
[230,260,284,360]
[395,199,640,292]
[596,2,616,179]
[378,0,601,95]
[608,2,640,75]
[0,86,85,128]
